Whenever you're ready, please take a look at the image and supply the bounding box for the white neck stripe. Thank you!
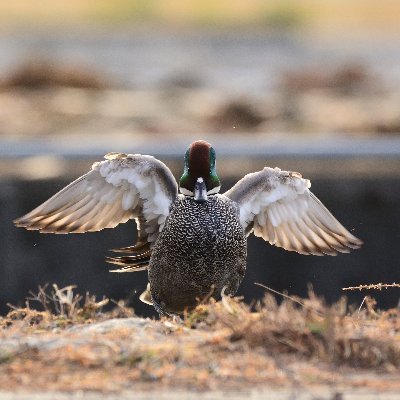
[180,187,194,196]
[180,185,220,196]
[207,186,221,195]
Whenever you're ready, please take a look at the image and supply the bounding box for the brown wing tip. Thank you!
[13,218,81,234]
[340,233,363,249]
[14,213,42,229]
[14,219,40,230]
[288,232,362,257]
[322,234,363,256]
[13,215,30,226]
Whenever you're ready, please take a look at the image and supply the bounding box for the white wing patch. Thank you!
[225,167,362,256]
[14,153,178,246]
[237,168,310,227]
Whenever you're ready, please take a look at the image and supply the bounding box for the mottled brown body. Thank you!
[149,194,247,315]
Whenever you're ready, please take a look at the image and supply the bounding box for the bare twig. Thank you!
[343,282,400,291]
[255,283,305,306]
[357,296,367,315]
[255,282,325,317]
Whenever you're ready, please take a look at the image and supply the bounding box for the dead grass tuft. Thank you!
[189,290,400,370]
[2,284,133,331]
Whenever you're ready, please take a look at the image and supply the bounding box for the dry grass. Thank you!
[213,292,400,369]
[0,285,399,392]
[2,284,133,331]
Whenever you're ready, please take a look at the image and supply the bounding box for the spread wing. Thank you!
[14,152,178,270]
[224,167,362,256]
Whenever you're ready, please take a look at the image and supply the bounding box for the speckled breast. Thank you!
[148,194,247,314]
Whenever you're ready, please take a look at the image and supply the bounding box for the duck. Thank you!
[14,140,362,315]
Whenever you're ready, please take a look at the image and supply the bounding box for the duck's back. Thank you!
[149,194,247,314]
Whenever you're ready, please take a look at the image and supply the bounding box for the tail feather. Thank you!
[110,240,150,253]
[107,249,151,262]
[108,262,149,273]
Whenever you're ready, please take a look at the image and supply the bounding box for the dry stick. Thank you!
[342,282,400,291]
[254,282,324,316]
[354,296,369,320]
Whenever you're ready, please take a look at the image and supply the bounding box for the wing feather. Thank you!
[14,154,178,247]
[225,167,362,256]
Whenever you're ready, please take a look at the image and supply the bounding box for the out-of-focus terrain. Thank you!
[0,59,398,139]
[0,1,400,143]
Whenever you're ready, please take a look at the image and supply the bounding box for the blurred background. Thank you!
[1,0,399,317]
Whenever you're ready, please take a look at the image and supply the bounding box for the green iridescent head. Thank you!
[179,140,221,199]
